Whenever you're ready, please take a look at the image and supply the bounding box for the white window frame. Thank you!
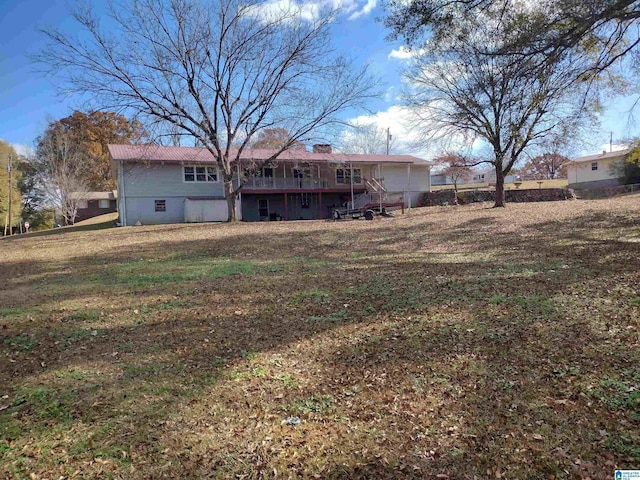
[336,167,363,185]
[183,165,220,183]
[99,199,110,209]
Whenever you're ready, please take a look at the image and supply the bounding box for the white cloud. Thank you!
[348,0,376,20]
[388,47,413,60]
[345,105,437,158]
[11,143,32,157]
[246,0,375,23]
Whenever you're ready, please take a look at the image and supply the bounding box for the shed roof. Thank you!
[107,144,432,166]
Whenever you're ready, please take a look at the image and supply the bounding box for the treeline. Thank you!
[1,111,144,234]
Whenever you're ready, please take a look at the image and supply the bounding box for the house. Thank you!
[567,148,631,189]
[108,144,432,225]
[71,191,118,222]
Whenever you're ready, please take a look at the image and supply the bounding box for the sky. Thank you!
[0,0,638,159]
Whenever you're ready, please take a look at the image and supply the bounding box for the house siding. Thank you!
[383,164,431,206]
[567,157,622,189]
[121,163,225,225]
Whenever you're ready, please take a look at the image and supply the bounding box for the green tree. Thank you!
[610,141,640,185]
[0,141,23,234]
[17,156,54,230]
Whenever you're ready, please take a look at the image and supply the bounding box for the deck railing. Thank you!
[242,177,329,190]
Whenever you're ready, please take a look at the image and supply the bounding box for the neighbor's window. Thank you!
[591,162,598,171]
[99,199,110,209]
[336,168,362,184]
[77,200,88,209]
[184,165,218,182]
[155,200,166,212]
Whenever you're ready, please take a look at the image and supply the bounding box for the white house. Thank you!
[108,144,432,225]
[567,148,631,189]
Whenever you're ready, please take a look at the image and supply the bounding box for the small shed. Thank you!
[184,198,242,222]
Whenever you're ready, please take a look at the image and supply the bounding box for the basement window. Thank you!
[591,162,598,171]
[155,200,166,212]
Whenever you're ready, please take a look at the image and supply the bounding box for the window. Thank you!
[262,167,274,178]
[336,168,362,184]
[155,200,166,212]
[591,162,598,171]
[184,165,218,182]
[301,192,310,209]
[258,199,269,217]
[99,199,110,209]
[77,200,88,209]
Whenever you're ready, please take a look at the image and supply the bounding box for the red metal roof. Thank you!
[107,144,431,165]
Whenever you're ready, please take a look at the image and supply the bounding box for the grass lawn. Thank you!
[1,195,639,479]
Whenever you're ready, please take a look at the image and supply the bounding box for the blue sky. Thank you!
[0,0,637,157]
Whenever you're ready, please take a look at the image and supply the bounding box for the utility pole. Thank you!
[386,128,392,155]
[7,154,12,236]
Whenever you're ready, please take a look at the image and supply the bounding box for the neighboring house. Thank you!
[108,144,432,225]
[469,167,517,184]
[70,191,118,222]
[567,148,631,189]
[432,167,516,186]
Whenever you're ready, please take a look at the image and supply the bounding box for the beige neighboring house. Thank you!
[567,148,631,189]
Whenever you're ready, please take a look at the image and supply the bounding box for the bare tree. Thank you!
[340,123,396,155]
[36,0,378,221]
[35,128,91,225]
[434,152,472,204]
[400,7,594,206]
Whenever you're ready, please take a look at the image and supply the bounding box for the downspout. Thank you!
[120,160,127,227]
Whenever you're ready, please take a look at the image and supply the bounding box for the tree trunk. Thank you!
[494,166,506,207]
[224,179,237,222]
[453,181,459,205]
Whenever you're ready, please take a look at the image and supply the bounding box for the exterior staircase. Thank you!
[352,178,388,209]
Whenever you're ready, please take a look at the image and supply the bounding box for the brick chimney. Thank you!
[312,144,332,154]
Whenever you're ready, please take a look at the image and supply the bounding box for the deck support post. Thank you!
[284,193,288,221]
[318,191,322,219]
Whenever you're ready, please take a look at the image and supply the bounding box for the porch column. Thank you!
[284,193,288,221]
[318,192,323,219]
[350,162,354,209]
[378,163,383,212]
